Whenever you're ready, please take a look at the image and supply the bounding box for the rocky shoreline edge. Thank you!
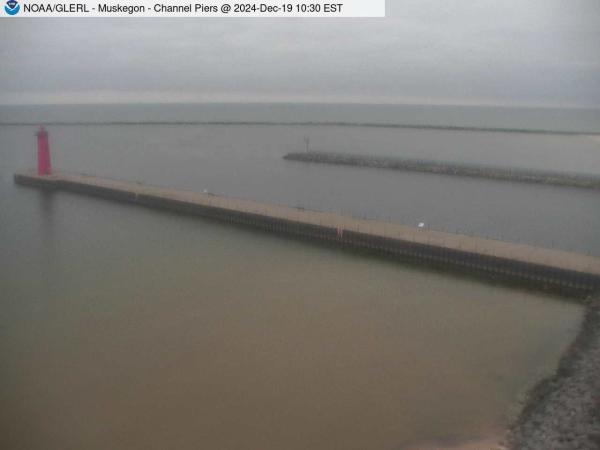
[508,295,600,449]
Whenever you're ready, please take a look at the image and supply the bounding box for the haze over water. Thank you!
[0,103,593,449]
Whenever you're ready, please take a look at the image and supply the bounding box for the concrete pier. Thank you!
[14,171,600,294]
[284,152,600,190]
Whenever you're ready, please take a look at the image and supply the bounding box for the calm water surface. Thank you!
[0,124,587,449]
[5,123,600,254]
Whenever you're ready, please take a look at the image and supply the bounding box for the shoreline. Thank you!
[508,295,600,449]
[406,294,599,450]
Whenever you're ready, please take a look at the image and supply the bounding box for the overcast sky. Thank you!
[1,0,599,107]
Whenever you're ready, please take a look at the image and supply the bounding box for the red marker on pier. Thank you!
[36,126,52,175]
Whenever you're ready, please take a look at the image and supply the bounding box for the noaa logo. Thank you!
[4,0,20,15]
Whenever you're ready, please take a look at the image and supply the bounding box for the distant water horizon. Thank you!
[1,102,599,134]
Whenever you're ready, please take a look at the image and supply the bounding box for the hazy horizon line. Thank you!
[1,99,599,111]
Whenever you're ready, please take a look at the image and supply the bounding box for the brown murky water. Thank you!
[0,124,585,450]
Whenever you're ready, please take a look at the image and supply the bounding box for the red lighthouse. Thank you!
[36,126,52,175]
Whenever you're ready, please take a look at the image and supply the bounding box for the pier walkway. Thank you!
[15,171,600,294]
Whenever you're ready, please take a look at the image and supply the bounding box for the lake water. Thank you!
[0,118,590,449]
[4,122,600,254]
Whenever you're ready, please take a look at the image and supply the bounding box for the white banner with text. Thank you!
[2,0,385,17]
